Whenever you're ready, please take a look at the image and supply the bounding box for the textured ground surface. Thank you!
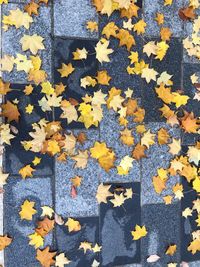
[1,0,200,267]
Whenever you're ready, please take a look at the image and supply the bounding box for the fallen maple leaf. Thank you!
[96,183,113,203]
[36,246,56,267]
[20,34,45,55]
[19,200,37,220]
[0,235,12,251]
[131,225,147,240]
[19,164,35,179]
[65,218,81,232]
[1,101,20,122]
[95,40,113,63]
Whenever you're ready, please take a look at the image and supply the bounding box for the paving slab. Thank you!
[56,217,99,267]
[100,182,141,267]
[143,0,184,38]
[141,202,181,266]
[142,37,182,122]
[141,122,181,205]
[99,12,143,98]
[55,129,100,218]
[54,37,99,129]
[99,107,141,183]
[54,0,98,39]
[2,3,52,83]
[3,177,53,267]
[181,146,200,263]
[4,83,54,176]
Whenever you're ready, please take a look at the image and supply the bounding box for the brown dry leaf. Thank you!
[96,70,111,85]
[152,175,166,194]
[157,128,170,145]
[125,98,138,115]
[179,6,196,20]
[36,217,55,237]
[120,128,134,146]
[181,112,199,133]
[160,27,172,41]
[36,246,56,267]
[76,132,87,144]
[58,63,75,78]
[120,3,139,18]
[24,1,40,15]
[98,151,116,172]
[1,101,20,122]
[0,235,12,251]
[132,144,146,160]
[116,29,135,51]
[0,79,11,95]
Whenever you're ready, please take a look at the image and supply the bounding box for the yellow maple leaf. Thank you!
[47,140,61,156]
[41,81,54,95]
[164,0,173,6]
[133,19,147,35]
[19,200,37,220]
[102,22,118,39]
[19,164,35,179]
[188,239,200,254]
[166,244,177,256]
[86,21,98,32]
[90,142,110,159]
[155,41,169,61]
[25,104,34,114]
[155,12,164,25]
[65,218,81,232]
[131,225,147,240]
[20,34,45,55]
[29,232,44,249]
[153,175,166,194]
[58,63,75,78]
[0,0,8,3]
[193,177,200,193]
[171,92,189,108]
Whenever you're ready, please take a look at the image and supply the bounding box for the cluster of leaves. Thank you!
[0,0,199,266]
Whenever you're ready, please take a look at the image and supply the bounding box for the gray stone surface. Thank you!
[141,203,181,266]
[141,122,181,205]
[4,177,53,267]
[54,0,98,39]
[55,129,100,218]
[144,0,184,37]
[56,217,99,267]
[99,108,141,183]
[2,3,52,83]
[100,182,141,267]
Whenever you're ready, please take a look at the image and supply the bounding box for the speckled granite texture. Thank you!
[1,0,200,266]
